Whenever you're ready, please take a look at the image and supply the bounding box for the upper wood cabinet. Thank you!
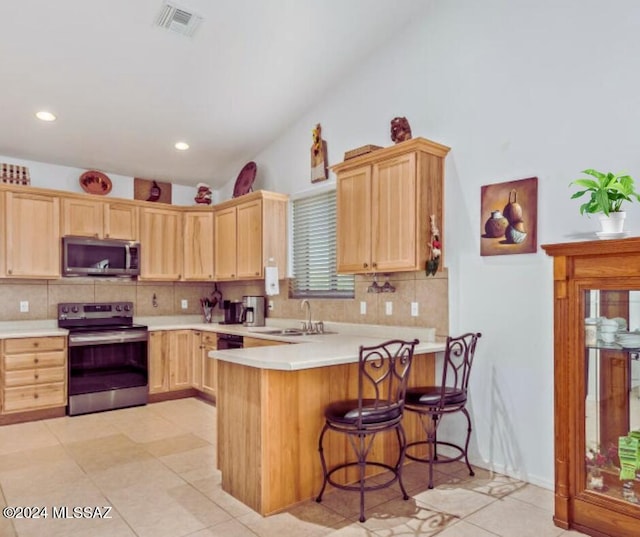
[139,206,183,280]
[4,191,61,278]
[61,197,139,240]
[333,137,450,274]
[213,191,288,281]
[183,210,214,281]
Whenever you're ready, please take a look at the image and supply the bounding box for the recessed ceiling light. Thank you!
[35,111,56,122]
[175,141,189,151]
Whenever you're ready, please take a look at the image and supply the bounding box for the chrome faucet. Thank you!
[301,299,312,333]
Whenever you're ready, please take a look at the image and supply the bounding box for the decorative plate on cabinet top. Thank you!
[232,161,257,198]
[79,170,112,195]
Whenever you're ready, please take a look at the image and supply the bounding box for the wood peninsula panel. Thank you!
[216,352,435,515]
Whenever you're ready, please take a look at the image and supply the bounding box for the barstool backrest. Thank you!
[437,332,482,409]
[353,339,419,428]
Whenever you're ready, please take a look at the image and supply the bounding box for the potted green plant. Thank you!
[570,169,640,234]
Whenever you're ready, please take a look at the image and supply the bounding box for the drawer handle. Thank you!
[33,342,39,348]
[34,393,39,399]
[34,373,39,380]
[34,358,39,364]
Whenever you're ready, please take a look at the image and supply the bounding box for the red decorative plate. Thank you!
[79,170,112,195]
[233,161,257,198]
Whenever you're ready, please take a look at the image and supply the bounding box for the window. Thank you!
[290,190,354,298]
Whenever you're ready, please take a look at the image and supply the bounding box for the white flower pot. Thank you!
[598,211,626,233]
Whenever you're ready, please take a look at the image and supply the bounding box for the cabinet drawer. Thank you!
[2,382,66,413]
[3,351,66,370]
[4,337,66,354]
[4,366,65,387]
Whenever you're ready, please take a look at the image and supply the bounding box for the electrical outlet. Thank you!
[20,300,29,313]
[360,301,367,315]
[268,300,274,311]
[181,299,188,309]
[385,301,393,315]
[411,302,419,317]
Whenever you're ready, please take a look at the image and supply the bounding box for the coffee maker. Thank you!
[241,296,266,327]
[222,300,243,324]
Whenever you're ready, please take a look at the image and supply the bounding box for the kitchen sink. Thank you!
[262,328,337,336]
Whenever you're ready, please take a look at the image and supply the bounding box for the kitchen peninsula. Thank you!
[212,332,444,515]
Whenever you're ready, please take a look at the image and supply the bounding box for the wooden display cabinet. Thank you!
[543,238,640,537]
[332,137,450,274]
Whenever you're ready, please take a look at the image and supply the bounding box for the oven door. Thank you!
[67,329,148,415]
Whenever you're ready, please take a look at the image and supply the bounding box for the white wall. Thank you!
[226,0,640,488]
[0,154,197,205]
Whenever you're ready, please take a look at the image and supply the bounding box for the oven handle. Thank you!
[68,332,148,346]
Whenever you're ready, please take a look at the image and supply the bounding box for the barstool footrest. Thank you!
[405,439,466,465]
[325,461,400,492]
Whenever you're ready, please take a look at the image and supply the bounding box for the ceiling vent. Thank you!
[155,2,203,37]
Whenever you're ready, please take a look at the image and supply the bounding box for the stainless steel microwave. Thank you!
[62,236,140,277]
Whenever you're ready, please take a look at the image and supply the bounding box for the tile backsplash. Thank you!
[218,269,449,337]
[0,279,217,321]
[0,269,448,336]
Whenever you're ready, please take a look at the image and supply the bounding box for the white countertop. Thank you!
[211,336,445,371]
[0,317,445,371]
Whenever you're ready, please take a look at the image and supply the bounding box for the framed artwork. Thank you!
[134,178,172,203]
[480,176,538,256]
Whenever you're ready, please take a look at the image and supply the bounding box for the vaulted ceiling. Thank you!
[0,0,430,188]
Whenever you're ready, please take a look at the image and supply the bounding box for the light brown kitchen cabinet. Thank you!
[61,197,139,240]
[542,238,640,537]
[3,191,61,278]
[213,191,288,281]
[333,137,450,274]
[148,330,193,394]
[183,210,214,280]
[194,331,217,398]
[1,336,67,414]
[140,206,183,280]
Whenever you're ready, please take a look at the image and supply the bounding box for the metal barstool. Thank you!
[404,332,481,489]
[315,339,419,522]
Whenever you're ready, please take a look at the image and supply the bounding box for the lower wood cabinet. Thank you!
[148,330,193,394]
[193,331,217,398]
[1,336,67,414]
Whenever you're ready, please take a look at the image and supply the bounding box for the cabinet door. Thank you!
[5,192,61,278]
[104,203,139,240]
[200,332,217,397]
[214,207,238,280]
[337,166,372,273]
[168,330,192,390]
[61,197,104,238]
[236,200,263,279]
[183,211,214,280]
[148,331,168,394]
[140,207,183,280]
[372,152,417,271]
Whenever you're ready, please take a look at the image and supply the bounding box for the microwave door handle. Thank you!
[125,244,131,270]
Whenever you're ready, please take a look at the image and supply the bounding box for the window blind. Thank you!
[291,190,354,298]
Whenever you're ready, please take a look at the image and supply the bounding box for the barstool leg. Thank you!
[461,408,475,477]
[316,424,330,502]
[396,424,409,500]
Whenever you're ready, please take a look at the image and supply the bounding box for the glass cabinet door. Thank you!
[584,289,640,502]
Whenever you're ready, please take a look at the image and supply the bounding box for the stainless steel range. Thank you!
[58,302,148,416]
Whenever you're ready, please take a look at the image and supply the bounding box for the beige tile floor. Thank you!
[0,398,589,537]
